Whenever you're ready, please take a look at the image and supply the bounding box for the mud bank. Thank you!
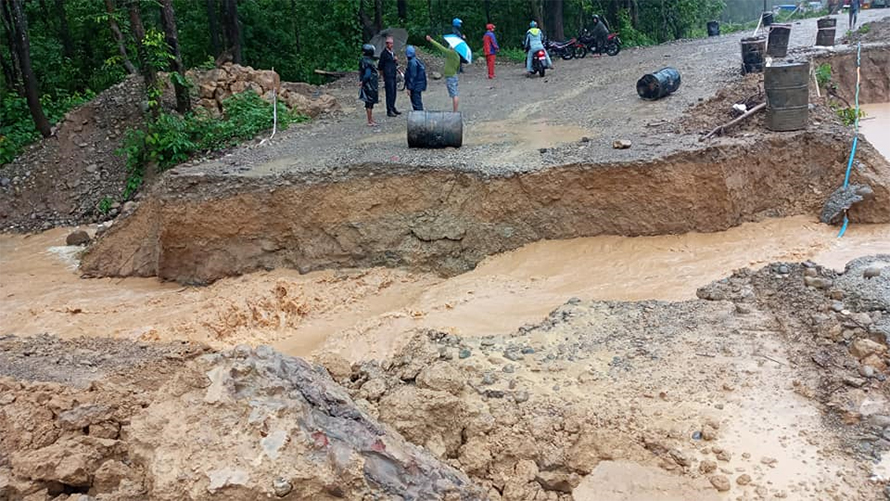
[80,131,890,283]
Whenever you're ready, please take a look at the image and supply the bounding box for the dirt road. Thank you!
[195,11,890,179]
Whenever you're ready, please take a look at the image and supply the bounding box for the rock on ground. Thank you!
[0,340,483,500]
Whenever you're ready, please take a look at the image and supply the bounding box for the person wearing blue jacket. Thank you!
[403,45,427,111]
[524,21,552,74]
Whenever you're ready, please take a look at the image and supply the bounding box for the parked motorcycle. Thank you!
[579,30,622,57]
[544,38,581,60]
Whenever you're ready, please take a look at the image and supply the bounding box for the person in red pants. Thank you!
[482,23,500,79]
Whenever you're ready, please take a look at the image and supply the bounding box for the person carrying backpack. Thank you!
[404,45,427,111]
[358,44,379,126]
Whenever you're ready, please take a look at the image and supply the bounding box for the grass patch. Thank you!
[119,90,307,199]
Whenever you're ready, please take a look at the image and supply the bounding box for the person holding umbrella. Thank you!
[377,36,401,117]
[425,35,461,112]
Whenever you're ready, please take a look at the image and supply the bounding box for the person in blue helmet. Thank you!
[451,18,466,73]
[524,21,552,74]
[452,18,465,39]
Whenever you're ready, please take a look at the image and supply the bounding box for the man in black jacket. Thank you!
[377,36,400,117]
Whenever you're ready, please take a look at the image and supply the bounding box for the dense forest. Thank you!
[1,0,736,166]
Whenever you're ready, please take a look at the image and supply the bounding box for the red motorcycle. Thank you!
[544,37,584,60]
[579,30,622,56]
[530,49,548,77]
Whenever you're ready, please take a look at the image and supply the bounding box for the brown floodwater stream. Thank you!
[3,104,889,360]
[2,216,888,363]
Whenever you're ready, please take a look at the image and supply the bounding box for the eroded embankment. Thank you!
[80,131,890,284]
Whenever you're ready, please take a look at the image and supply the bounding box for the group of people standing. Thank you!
[359,18,469,127]
[359,17,599,126]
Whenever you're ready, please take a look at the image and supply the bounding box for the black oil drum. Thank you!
[762,11,774,27]
[767,24,792,58]
[407,111,463,148]
[741,36,767,74]
[636,67,681,100]
[816,17,837,46]
[707,21,720,37]
[765,61,810,132]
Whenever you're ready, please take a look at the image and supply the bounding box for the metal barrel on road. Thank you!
[407,111,463,148]
[636,67,681,100]
[816,17,837,46]
[767,24,792,58]
[707,21,720,37]
[762,11,774,27]
[741,36,767,74]
[765,61,810,132]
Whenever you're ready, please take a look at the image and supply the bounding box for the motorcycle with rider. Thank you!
[524,21,553,77]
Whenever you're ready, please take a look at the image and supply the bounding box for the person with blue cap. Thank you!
[452,18,465,39]
[451,18,466,73]
[524,20,552,74]
[404,45,427,111]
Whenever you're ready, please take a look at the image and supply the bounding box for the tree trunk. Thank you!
[104,0,136,74]
[484,0,491,23]
[10,0,51,137]
[1,0,22,93]
[358,0,375,42]
[160,0,189,113]
[53,0,75,59]
[397,0,406,21]
[547,0,564,40]
[127,0,158,113]
[222,0,241,64]
[207,0,220,56]
[290,0,300,52]
[373,0,383,33]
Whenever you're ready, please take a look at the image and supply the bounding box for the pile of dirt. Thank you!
[678,71,839,137]
[0,76,148,233]
[0,339,483,500]
[842,17,890,44]
[190,63,339,118]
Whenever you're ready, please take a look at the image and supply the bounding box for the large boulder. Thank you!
[126,346,484,500]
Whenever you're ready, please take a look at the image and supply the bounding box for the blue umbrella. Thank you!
[443,34,472,64]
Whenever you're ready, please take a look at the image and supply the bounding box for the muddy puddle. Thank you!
[861,102,890,160]
[2,216,888,363]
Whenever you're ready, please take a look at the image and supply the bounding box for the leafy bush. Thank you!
[499,48,527,63]
[119,90,307,199]
[834,106,865,126]
[616,9,655,48]
[816,63,832,88]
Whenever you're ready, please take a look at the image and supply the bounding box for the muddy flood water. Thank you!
[2,216,888,363]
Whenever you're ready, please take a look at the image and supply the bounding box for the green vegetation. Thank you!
[816,63,833,88]
[119,90,307,199]
[499,48,527,64]
[834,106,865,127]
[97,196,114,215]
